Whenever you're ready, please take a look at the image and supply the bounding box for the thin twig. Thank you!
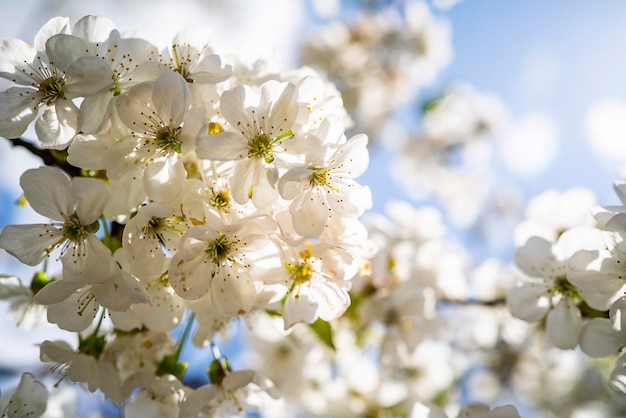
[6,137,82,177]
[438,297,507,307]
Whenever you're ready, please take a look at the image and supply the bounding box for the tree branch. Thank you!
[6,137,82,177]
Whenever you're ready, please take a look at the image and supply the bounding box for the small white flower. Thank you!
[0,166,116,284]
[168,215,275,316]
[0,17,113,148]
[279,133,371,237]
[197,79,308,208]
[1,373,48,418]
[508,226,605,349]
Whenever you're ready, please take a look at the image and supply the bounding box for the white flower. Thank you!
[104,71,203,203]
[0,17,113,148]
[202,361,280,418]
[1,373,48,418]
[123,375,203,418]
[569,212,626,310]
[102,330,175,395]
[161,29,233,85]
[34,263,148,332]
[0,274,47,327]
[69,15,166,133]
[267,241,357,329]
[40,340,124,406]
[279,133,371,237]
[168,215,276,316]
[0,166,117,284]
[109,278,184,333]
[197,79,308,208]
[123,202,186,281]
[508,226,605,349]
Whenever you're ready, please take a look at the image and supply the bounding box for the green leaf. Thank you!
[309,318,335,351]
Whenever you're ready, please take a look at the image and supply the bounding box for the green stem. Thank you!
[175,312,196,361]
[93,309,106,336]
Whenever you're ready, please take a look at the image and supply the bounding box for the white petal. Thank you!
[115,82,155,131]
[331,134,369,178]
[67,133,111,170]
[262,81,299,137]
[278,167,310,200]
[0,224,63,266]
[143,155,186,203]
[514,236,555,278]
[169,252,211,300]
[91,270,142,312]
[64,56,113,98]
[142,281,184,332]
[610,296,626,341]
[487,405,521,418]
[579,317,622,357]
[507,282,550,322]
[47,291,98,332]
[21,166,73,221]
[553,226,604,259]
[3,373,48,418]
[35,101,80,149]
[34,17,70,52]
[152,72,189,127]
[220,85,256,135]
[546,298,582,349]
[290,187,328,238]
[210,269,256,317]
[196,131,248,161]
[192,52,233,83]
[0,38,38,84]
[34,278,81,305]
[327,182,372,217]
[39,339,74,363]
[0,87,38,138]
[79,94,112,134]
[223,370,255,391]
[62,235,117,284]
[73,15,118,46]
[72,177,110,225]
[283,287,319,329]
[229,159,255,205]
[45,34,89,72]
[568,249,626,310]
[605,213,626,259]
[0,275,29,300]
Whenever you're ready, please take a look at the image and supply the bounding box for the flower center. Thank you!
[207,233,235,264]
[247,133,274,164]
[310,167,339,193]
[155,126,183,153]
[62,215,99,243]
[286,249,314,284]
[210,188,231,212]
[38,76,65,105]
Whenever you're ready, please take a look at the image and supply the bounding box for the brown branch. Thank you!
[6,137,82,177]
[438,297,507,307]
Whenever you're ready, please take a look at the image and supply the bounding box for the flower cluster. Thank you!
[0,15,374,416]
[6,3,624,417]
[508,182,626,395]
